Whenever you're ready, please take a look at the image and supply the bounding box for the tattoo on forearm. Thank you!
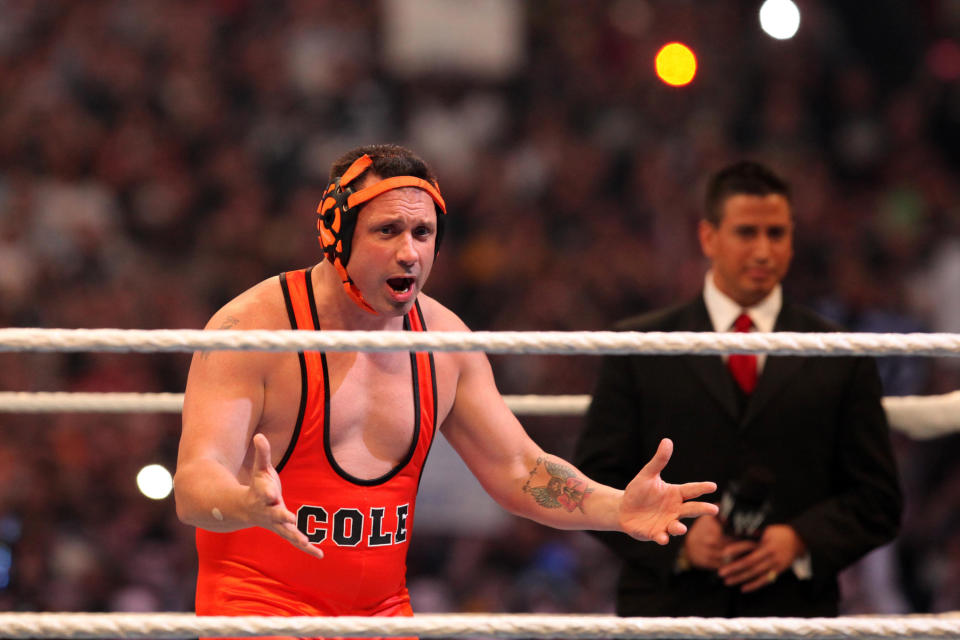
[522,457,593,513]
[199,316,240,360]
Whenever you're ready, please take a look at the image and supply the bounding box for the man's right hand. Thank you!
[247,434,324,560]
[683,514,752,570]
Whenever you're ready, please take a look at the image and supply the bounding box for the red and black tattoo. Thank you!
[522,457,593,513]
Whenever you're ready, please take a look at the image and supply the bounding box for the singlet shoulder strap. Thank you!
[280,268,318,331]
[407,299,437,436]
[406,299,427,332]
[276,268,316,474]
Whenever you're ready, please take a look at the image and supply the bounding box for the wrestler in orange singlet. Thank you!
[174,144,719,638]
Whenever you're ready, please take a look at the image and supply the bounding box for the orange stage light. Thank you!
[655,42,697,87]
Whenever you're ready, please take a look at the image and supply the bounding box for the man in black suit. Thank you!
[573,161,902,617]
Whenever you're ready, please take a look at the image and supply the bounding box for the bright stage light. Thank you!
[654,42,697,87]
[759,0,801,40]
[137,464,173,500]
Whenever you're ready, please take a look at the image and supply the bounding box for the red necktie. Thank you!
[728,312,757,394]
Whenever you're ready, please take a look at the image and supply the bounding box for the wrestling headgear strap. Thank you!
[317,154,447,314]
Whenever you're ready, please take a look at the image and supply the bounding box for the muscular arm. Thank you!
[174,311,266,531]
[173,295,322,558]
[440,354,622,531]
[439,329,716,544]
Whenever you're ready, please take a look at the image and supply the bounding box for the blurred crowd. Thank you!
[1,0,960,615]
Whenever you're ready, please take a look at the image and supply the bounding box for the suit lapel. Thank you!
[741,304,807,428]
[678,297,741,422]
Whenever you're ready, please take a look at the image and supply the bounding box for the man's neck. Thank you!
[310,262,406,331]
[703,270,781,334]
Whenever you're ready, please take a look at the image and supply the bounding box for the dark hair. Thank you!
[329,143,438,187]
[704,161,791,225]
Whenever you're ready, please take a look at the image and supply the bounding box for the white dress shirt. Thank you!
[702,271,782,374]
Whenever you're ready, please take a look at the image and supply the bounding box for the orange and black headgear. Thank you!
[316,153,447,313]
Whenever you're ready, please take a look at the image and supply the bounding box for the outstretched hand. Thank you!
[619,438,718,545]
[246,433,324,560]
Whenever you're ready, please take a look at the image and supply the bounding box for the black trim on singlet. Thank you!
[413,299,439,489]
[304,265,321,334]
[415,300,438,429]
[312,294,424,486]
[276,270,309,474]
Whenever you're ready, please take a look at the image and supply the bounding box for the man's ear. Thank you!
[698,219,716,259]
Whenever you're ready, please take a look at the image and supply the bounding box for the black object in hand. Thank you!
[719,466,775,540]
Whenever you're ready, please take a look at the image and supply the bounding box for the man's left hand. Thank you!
[717,524,807,592]
[619,438,719,545]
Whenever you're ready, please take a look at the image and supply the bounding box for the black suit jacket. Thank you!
[574,295,902,617]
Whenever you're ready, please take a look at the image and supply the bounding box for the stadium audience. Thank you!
[0,0,958,614]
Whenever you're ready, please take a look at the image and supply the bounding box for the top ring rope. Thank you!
[1,328,960,356]
[0,612,958,640]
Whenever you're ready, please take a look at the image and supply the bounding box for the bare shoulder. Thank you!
[188,272,297,384]
[417,294,470,332]
[416,293,492,380]
[204,274,291,332]
[414,294,483,420]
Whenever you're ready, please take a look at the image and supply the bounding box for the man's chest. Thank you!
[259,350,457,474]
[327,352,417,445]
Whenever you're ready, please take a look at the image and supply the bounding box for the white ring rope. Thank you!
[0,612,958,640]
[0,392,186,413]
[1,391,957,440]
[1,328,960,356]
[0,391,960,440]
[1,337,955,636]
[881,390,960,439]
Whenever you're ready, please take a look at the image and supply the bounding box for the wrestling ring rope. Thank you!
[2,328,959,438]
[4,328,960,638]
[1,327,960,355]
[0,612,959,639]
[1,391,959,439]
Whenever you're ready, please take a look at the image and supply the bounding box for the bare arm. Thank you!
[173,303,322,559]
[440,344,717,545]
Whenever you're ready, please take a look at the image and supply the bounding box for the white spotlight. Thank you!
[137,464,173,500]
[759,0,801,40]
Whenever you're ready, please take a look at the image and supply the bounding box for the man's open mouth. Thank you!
[387,277,415,293]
